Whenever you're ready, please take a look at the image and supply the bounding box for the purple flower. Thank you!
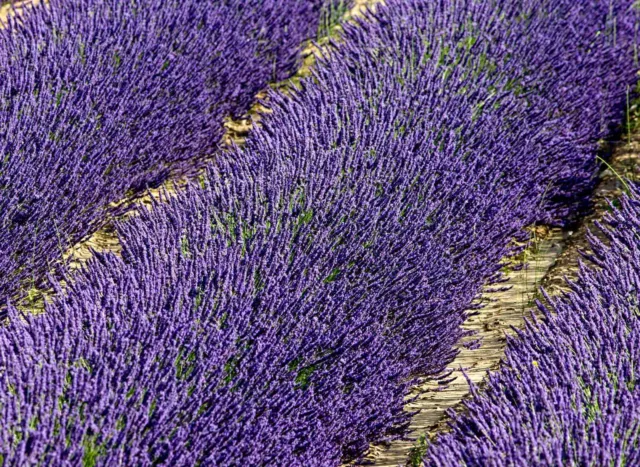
[0,0,335,311]
[426,187,640,466]
[0,0,637,464]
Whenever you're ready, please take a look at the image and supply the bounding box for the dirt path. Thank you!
[0,0,39,22]
[6,2,638,465]
[361,106,640,466]
[541,134,640,294]
[15,0,383,311]
[361,227,567,466]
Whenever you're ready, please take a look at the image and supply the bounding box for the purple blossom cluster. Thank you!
[0,0,334,310]
[0,0,638,464]
[425,188,640,466]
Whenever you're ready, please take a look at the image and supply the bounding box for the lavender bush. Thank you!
[425,188,640,466]
[0,0,335,309]
[0,0,638,464]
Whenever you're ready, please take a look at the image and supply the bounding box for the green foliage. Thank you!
[408,434,428,466]
[82,435,105,467]
[113,51,121,70]
[180,233,191,258]
[317,1,351,41]
[217,311,229,330]
[223,354,239,385]
[294,364,317,389]
[175,348,197,381]
[323,267,341,284]
[253,268,265,293]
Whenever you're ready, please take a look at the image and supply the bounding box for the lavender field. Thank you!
[0,0,639,465]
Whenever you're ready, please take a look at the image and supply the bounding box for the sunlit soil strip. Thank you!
[541,127,640,296]
[62,0,383,269]
[17,0,383,313]
[361,227,567,466]
[223,0,384,146]
[0,1,39,22]
[363,95,640,467]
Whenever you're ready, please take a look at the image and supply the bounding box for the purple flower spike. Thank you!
[0,0,638,465]
[426,187,640,466]
[0,0,339,308]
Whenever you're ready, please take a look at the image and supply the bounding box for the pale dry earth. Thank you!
[0,0,39,22]
[362,113,640,466]
[15,0,382,310]
[55,0,383,274]
[362,227,566,466]
[10,4,637,467]
[541,132,640,294]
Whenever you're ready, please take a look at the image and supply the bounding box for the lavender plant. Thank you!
[0,0,638,464]
[425,187,640,466]
[0,0,336,311]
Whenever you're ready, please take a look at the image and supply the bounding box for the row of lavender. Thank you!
[426,188,640,465]
[0,0,335,311]
[0,0,637,464]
